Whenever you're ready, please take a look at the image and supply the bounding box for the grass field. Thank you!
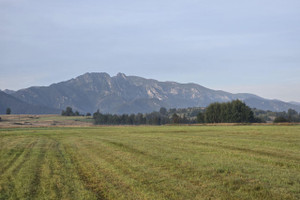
[0,125,299,200]
[0,115,94,128]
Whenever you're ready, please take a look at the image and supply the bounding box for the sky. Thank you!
[1,0,300,102]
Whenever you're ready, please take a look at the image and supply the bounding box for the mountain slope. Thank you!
[9,72,300,114]
[0,91,60,114]
[289,101,300,106]
[245,98,300,112]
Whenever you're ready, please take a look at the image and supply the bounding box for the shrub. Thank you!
[273,116,289,123]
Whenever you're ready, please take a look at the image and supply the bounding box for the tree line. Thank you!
[273,109,300,123]
[61,100,300,125]
[92,108,192,125]
[61,107,89,116]
[92,100,261,125]
[252,108,300,122]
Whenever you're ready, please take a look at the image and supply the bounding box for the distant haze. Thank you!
[0,0,299,102]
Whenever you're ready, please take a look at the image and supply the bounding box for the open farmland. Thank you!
[0,115,94,128]
[0,125,299,200]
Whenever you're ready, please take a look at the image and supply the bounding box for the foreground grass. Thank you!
[0,125,299,200]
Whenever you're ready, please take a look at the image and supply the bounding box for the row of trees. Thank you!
[63,100,300,125]
[273,109,300,123]
[93,100,261,125]
[197,100,263,123]
[93,109,194,125]
[61,107,82,116]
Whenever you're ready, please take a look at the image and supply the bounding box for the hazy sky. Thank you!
[1,0,300,102]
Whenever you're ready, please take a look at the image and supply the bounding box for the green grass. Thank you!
[0,125,299,200]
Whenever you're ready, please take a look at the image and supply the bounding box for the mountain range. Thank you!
[1,72,300,114]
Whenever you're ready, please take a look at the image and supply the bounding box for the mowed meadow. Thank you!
[0,125,299,200]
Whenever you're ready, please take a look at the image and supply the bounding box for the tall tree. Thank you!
[159,107,167,115]
[197,112,205,123]
[204,100,255,123]
[172,113,180,124]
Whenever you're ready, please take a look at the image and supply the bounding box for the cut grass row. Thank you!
[0,125,299,199]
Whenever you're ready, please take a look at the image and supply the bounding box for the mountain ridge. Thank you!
[0,90,60,114]
[4,72,300,114]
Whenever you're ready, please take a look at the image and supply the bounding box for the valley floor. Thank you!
[0,125,299,200]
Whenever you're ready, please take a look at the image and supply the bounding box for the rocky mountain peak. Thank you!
[116,72,127,79]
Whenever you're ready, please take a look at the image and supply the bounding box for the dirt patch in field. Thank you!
[0,115,94,128]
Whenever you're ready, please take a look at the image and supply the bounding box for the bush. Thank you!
[273,116,289,123]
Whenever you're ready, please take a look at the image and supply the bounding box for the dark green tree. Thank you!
[135,113,146,125]
[172,113,180,124]
[6,108,11,115]
[287,109,299,122]
[230,100,254,123]
[197,112,205,123]
[61,107,75,116]
[205,102,222,123]
[204,100,255,123]
[159,107,167,115]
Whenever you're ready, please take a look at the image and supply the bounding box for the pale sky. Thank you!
[1,0,300,102]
